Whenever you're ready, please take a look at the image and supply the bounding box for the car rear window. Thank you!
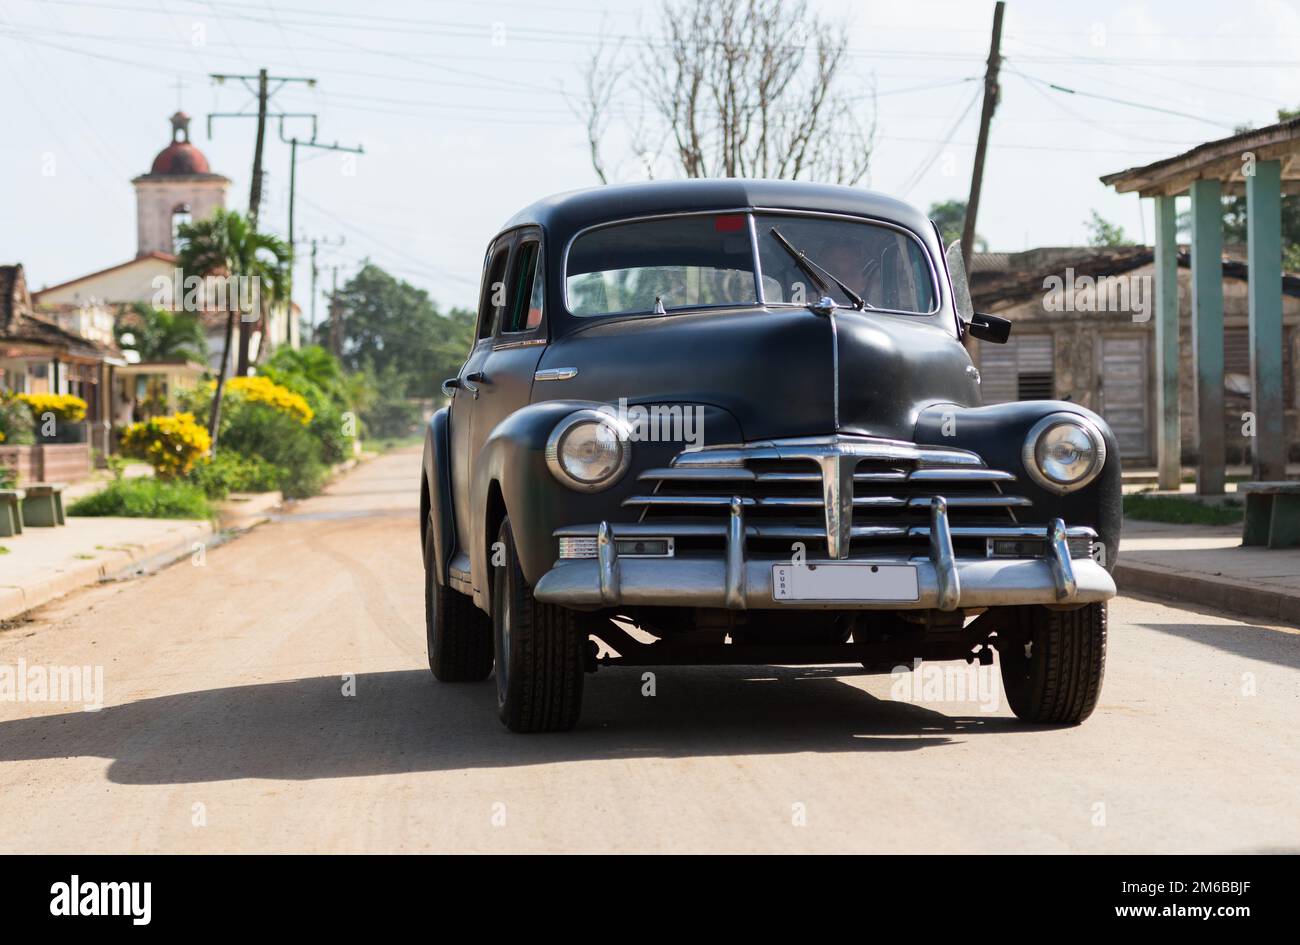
[566,214,758,317]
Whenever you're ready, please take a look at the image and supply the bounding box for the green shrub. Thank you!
[68,478,213,519]
[0,465,15,490]
[183,379,327,500]
[0,393,34,445]
[187,452,285,499]
[362,392,421,439]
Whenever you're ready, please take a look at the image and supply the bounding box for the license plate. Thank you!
[772,563,919,602]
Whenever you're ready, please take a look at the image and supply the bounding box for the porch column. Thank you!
[1153,193,1181,490]
[1189,179,1225,494]
[1246,159,1286,480]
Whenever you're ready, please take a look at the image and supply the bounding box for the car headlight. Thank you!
[1021,413,1107,494]
[545,408,632,492]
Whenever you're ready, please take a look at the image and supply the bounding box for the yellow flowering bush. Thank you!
[120,412,212,479]
[18,393,87,424]
[223,376,313,425]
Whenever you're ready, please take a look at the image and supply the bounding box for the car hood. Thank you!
[537,305,980,445]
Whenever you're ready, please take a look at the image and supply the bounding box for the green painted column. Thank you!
[1189,179,1225,494]
[1246,159,1286,481]
[1153,193,1181,490]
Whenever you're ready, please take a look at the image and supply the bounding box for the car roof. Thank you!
[498,179,935,244]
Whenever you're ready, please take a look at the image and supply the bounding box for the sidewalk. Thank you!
[1116,519,1300,626]
[0,516,212,621]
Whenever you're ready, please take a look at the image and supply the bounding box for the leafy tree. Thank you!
[928,199,987,251]
[176,209,291,450]
[322,262,476,399]
[114,302,207,364]
[1085,210,1133,248]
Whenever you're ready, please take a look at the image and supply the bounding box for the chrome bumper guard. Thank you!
[536,500,1114,611]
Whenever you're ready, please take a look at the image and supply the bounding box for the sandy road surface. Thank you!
[1,447,1297,853]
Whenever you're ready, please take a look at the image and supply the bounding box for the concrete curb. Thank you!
[214,491,283,531]
[1115,560,1300,627]
[0,520,213,623]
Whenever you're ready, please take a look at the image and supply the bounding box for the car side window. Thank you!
[478,244,511,339]
[502,240,543,334]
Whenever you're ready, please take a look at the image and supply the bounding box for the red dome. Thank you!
[150,141,212,175]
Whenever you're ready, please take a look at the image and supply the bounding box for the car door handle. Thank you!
[464,371,489,385]
[441,377,461,397]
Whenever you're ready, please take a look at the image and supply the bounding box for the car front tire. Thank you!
[425,527,494,682]
[492,518,585,733]
[999,602,1107,724]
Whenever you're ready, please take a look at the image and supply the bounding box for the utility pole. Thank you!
[208,69,317,372]
[307,235,345,344]
[279,118,362,340]
[961,0,1005,275]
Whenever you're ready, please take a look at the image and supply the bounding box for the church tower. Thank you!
[132,111,230,257]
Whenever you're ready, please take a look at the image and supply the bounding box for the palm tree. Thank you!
[176,209,290,450]
[114,302,208,364]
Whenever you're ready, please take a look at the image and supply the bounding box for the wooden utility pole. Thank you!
[208,70,317,372]
[961,0,1005,274]
[279,120,362,341]
[307,235,345,344]
[248,68,269,230]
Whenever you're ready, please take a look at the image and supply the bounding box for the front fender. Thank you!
[914,401,1122,570]
[471,400,743,597]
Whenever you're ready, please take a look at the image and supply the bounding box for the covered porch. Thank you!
[1101,116,1300,493]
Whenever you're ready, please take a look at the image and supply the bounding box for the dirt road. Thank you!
[1,447,1297,853]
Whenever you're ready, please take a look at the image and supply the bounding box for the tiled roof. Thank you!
[0,264,115,356]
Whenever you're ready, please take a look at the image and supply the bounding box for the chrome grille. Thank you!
[623,435,1033,560]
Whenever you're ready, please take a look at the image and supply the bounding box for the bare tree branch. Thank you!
[579,0,874,185]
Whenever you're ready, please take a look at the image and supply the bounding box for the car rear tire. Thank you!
[999,602,1107,724]
[425,527,494,682]
[493,517,585,733]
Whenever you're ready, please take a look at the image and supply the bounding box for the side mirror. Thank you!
[968,311,1011,344]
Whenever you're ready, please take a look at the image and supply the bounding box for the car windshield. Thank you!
[565,211,936,317]
[566,214,758,317]
[755,214,936,313]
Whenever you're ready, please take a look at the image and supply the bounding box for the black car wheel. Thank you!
[424,526,493,682]
[998,602,1107,724]
[492,517,585,733]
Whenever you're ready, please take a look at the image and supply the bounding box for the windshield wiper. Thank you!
[768,226,870,312]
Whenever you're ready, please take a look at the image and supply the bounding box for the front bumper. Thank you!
[534,500,1116,611]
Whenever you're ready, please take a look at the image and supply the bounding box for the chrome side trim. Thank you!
[929,497,961,611]
[558,522,1096,543]
[908,468,1015,482]
[637,467,757,482]
[534,367,578,381]
[910,525,1098,540]
[671,436,984,469]
[597,521,621,605]
[905,495,1032,509]
[1045,518,1078,602]
[725,496,747,610]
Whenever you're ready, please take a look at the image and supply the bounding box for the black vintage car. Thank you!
[422,179,1119,733]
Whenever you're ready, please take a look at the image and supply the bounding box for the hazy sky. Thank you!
[1,0,1297,318]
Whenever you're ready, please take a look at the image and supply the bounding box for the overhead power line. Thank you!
[1010,67,1240,131]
